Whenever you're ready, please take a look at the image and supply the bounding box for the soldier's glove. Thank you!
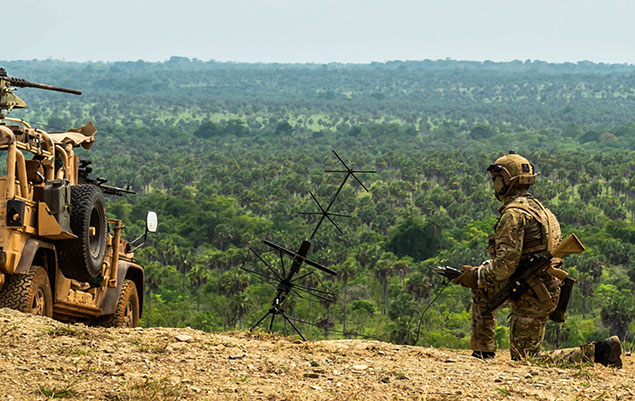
[453,265,478,288]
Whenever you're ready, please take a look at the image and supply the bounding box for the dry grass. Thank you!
[0,307,632,401]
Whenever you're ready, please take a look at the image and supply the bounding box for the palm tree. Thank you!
[405,269,433,306]
[219,270,250,329]
[373,252,398,315]
[188,253,213,312]
[175,248,193,290]
[338,256,359,337]
[394,257,413,288]
[143,261,164,327]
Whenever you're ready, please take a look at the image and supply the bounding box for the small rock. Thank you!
[332,369,340,375]
[175,334,193,343]
[377,350,385,355]
[229,354,244,360]
[495,378,503,383]
[381,377,390,383]
[310,361,319,367]
[304,373,320,379]
[167,342,184,350]
[352,364,368,371]
[444,359,456,363]
[310,385,323,391]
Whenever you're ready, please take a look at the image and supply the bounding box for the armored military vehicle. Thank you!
[0,68,156,327]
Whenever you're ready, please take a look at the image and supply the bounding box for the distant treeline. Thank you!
[5,58,635,134]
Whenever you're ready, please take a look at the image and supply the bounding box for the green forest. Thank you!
[2,58,633,352]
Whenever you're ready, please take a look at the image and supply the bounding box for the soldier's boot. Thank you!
[594,336,622,368]
[471,351,495,359]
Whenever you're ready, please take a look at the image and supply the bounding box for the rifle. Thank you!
[435,233,584,321]
[482,233,583,317]
[78,160,136,196]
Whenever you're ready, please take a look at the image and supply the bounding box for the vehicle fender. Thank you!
[100,261,144,315]
[15,239,56,274]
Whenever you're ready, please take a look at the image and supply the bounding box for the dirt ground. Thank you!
[0,308,632,401]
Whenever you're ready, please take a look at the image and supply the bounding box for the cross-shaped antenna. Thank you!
[245,150,374,340]
[301,150,376,240]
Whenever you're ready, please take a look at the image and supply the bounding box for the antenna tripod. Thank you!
[246,151,375,339]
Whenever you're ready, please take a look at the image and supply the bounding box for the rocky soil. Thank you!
[0,308,632,401]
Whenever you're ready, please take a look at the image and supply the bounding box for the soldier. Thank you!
[452,151,622,368]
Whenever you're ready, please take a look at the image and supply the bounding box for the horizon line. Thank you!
[2,57,635,67]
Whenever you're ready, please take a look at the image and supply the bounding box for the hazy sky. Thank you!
[7,0,635,64]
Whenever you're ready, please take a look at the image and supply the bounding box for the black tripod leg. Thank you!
[280,310,306,341]
[269,311,276,331]
[250,310,271,331]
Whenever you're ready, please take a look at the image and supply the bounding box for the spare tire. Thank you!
[57,185,107,282]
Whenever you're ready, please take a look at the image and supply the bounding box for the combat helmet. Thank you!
[487,151,537,199]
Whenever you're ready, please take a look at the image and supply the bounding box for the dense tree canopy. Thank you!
[2,59,633,351]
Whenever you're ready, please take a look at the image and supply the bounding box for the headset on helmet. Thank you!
[487,151,537,197]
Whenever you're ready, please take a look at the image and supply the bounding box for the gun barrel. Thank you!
[99,184,136,196]
[435,266,462,280]
[8,77,82,95]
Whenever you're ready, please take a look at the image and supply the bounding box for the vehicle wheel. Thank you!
[0,266,53,317]
[57,185,107,281]
[99,280,139,328]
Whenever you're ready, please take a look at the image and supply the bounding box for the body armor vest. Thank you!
[502,196,562,257]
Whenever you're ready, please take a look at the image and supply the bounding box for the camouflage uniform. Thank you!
[538,343,595,365]
[463,152,622,368]
[472,188,563,360]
